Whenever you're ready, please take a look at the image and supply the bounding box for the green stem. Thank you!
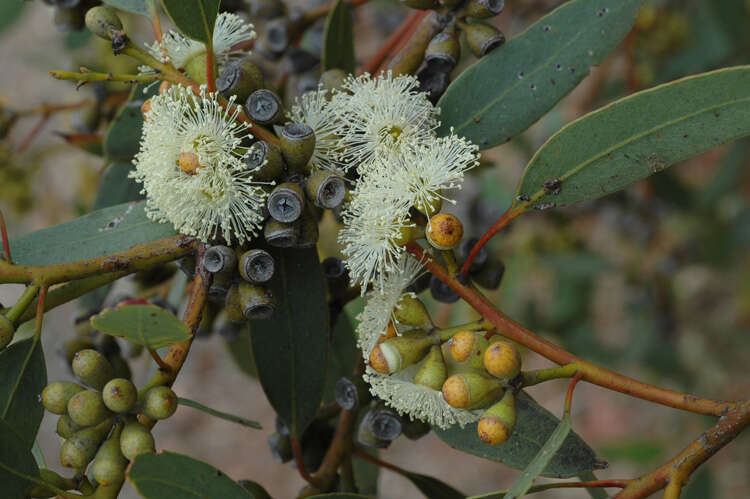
[521,363,581,388]
[50,70,159,85]
[5,285,39,323]
[435,318,492,341]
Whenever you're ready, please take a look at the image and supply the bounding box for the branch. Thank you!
[50,70,159,87]
[360,11,426,75]
[387,12,443,76]
[460,206,523,277]
[405,243,739,417]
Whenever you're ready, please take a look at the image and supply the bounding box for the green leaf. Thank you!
[104,83,158,161]
[405,472,465,499]
[322,0,355,74]
[102,0,155,17]
[250,247,329,437]
[323,299,362,402]
[238,480,272,499]
[90,304,190,349]
[0,338,46,449]
[437,0,642,149]
[0,419,39,499]
[178,397,262,429]
[504,410,572,498]
[161,0,220,44]
[0,1,26,36]
[512,66,750,210]
[129,451,252,498]
[31,441,46,469]
[435,392,601,478]
[9,201,175,266]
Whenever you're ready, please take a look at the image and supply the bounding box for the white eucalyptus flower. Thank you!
[147,12,256,69]
[131,85,267,244]
[331,71,438,171]
[286,86,343,172]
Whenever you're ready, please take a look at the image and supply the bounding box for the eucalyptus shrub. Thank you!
[0,0,749,498]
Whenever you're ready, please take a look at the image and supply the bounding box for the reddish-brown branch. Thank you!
[460,205,523,277]
[0,210,11,264]
[17,114,50,152]
[291,436,321,488]
[206,44,216,93]
[360,11,426,75]
[564,373,583,414]
[406,243,738,417]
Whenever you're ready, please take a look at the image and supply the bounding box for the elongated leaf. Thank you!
[104,83,158,161]
[250,247,329,437]
[405,472,464,499]
[161,0,220,44]
[513,66,750,210]
[31,441,46,469]
[0,419,39,499]
[102,0,155,17]
[323,299,361,402]
[9,201,175,266]
[437,0,642,149]
[0,338,46,449]
[322,0,355,74]
[91,304,190,349]
[239,480,272,499]
[178,397,262,429]
[504,412,572,498]
[435,392,601,478]
[129,451,252,498]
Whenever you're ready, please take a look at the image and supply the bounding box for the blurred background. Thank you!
[1,0,749,497]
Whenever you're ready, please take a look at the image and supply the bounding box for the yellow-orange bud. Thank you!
[449,331,488,369]
[483,340,521,380]
[376,321,398,345]
[141,98,151,118]
[179,151,203,175]
[442,372,502,410]
[425,213,463,250]
[368,331,437,374]
[477,391,516,445]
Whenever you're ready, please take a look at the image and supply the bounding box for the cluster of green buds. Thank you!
[60,311,135,380]
[37,348,178,497]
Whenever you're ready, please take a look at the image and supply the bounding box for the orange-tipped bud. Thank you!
[369,331,437,374]
[483,340,521,380]
[425,213,463,250]
[449,331,489,369]
[442,372,503,410]
[377,321,399,344]
[477,390,516,445]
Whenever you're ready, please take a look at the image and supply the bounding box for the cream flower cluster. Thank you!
[356,254,480,429]
[131,85,267,244]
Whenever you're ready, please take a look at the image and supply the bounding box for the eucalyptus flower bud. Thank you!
[203,245,237,275]
[142,386,178,420]
[462,0,505,19]
[477,390,516,445]
[239,249,275,283]
[56,415,84,439]
[430,275,459,303]
[41,381,85,415]
[319,68,348,92]
[217,58,265,103]
[377,321,399,345]
[85,6,124,41]
[368,405,402,441]
[425,213,463,250]
[264,218,299,247]
[483,339,521,380]
[442,372,503,409]
[245,140,285,182]
[72,349,114,390]
[102,378,137,413]
[28,469,77,498]
[280,123,315,174]
[473,259,505,290]
[306,170,347,209]
[268,182,305,223]
[413,345,447,391]
[464,22,506,58]
[0,314,14,350]
[184,52,216,84]
[120,421,155,460]
[394,294,433,329]
[369,331,437,374]
[91,424,127,486]
[246,89,284,125]
[425,28,460,73]
[68,390,111,427]
[268,432,293,463]
[60,418,114,469]
[449,330,489,369]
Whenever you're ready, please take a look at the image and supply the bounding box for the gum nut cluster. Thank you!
[40,348,178,482]
[356,254,521,445]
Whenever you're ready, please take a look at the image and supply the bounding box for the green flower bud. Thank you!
[425,28,460,73]
[217,58,265,103]
[319,68,347,92]
[305,170,347,209]
[244,140,285,182]
[72,349,114,390]
[264,218,300,247]
[28,469,77,498]
[449,331,489,370]
[56,414,85,439]
[413,346,447,391]
[267,432,293,463]
[91,424,128,486]
[477,390,515,445]
[68,390,111,427]
[462,0,505,19]
[0,314,15,350]
[239,249,275,284]
[369,330,438,374]
[60,418,114,470]
[442,372,503,410]
[246,89,284,125]
[184,51,216,84]
[41,381,86,415]
[464,22,506,58]
[279,123,315,174]
[101,378,137,413]
[85,6,124,41]
[268,182,305,223]
[120,421,155,460]
[58,337,95,365]
[393,294,433,329]
[142,386,178,420]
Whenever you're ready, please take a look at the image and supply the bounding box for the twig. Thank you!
[50,70,159,86]
[0,210,11,264]
[291,436,321,488]
[460,206,523,277]
[360,11,426,75]
[387,11,443,76]
[16,114,49,153]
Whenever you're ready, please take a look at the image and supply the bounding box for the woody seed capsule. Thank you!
[216,58,265,103]
[279,123,315,174]
[239,249,275,284]
[267,182,305,223]
[203,245,237,274]
[264,218,299,247]
[425,29,460,73]
[463,0,505,19]
[464,22,506,58]
[244,140,285,182]
[306,170,347,209]
[246,89,284,125]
